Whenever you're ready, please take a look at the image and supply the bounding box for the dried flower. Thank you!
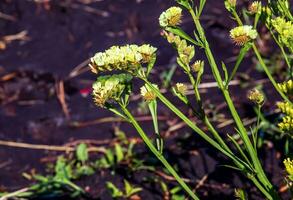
[247,89,264,105]
[159,7,182,28]
[277,80,293,95]
[92,74,132,107]
[230,25,258,46]
[278,116,293,132]
[175,83,188,96]
[248,1,262,14]
[191,60,204,72]
[90,44,157,74]
[284,158,293,177]
[277,101,293,117]
[140,84,159,101]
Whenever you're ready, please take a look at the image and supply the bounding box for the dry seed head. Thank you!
[159,7,182,28]
[247,89,264,105]
[230,25,258,46]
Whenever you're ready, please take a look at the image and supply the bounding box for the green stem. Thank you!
[120,105,199,200]
[143,79,251,171]
[252,44,292,104]
[188,8,279,199]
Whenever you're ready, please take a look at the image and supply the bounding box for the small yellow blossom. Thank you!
[249,1,262,14]
[230,25,258,46]
[277,101,293,117]
[159,7,182,28]
[191,60,204,72]
[247,89,264,105]
[272,17,293,50]
[140,84,159,101]
[284,158,293,176]
[278,116,293,132]
[175,83,188,96]
[277,80,293,95]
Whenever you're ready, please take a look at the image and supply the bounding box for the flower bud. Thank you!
[175,83,188,96]
[284,158,293,177]
[277,79,293,95]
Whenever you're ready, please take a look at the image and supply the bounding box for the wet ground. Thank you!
[0,0,290,199]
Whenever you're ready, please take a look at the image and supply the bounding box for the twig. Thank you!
[55,80,70,119]
[0,140,105,153]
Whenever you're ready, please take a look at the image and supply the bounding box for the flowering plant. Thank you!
[89,0,293,199]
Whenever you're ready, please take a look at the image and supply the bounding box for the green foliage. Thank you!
[106,179,142,199]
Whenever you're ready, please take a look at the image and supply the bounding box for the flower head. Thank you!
[277,101,293,117]
[247,89,264,105]
[159,7,182,28]
[90,44,157,74]
[175,83,188,96]
[284,158,293,177]
[272,17,293,49]
[278,116,293,132]
[248,1,262,14]
[140,84,159,101]
[191,60,204,72]
[277,80,293,95]
[92,74,132,107]
[230,25,258,46]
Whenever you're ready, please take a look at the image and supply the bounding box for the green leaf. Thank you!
[76,143,88,163]
[124,180,142,197]
[115,143,124,163]
[106,182,123,198]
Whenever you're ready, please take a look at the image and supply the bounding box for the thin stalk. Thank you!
[252,44,292,104]
[186,71,232,152]
[142,79,252,171]
[188,8,279,199]
[120,105,199,200]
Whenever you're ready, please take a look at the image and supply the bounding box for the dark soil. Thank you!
[0,0,290,199]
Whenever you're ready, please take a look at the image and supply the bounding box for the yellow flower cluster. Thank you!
[278,116,293,132]
[277,79,293,95]
[247,89,264,105]
[271,17,293,50]
[284,158,293,178]
[277,100,293,132]
[225,0,237,12]
[277,101,293,117]
[159,7,182,28]
[90,44,157,74]
[230,25,258,46]
[92,74,132,107]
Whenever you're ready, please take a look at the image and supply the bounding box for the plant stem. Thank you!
[120,105,200,200]
[188,8,279,199]
[252,44,292,104]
